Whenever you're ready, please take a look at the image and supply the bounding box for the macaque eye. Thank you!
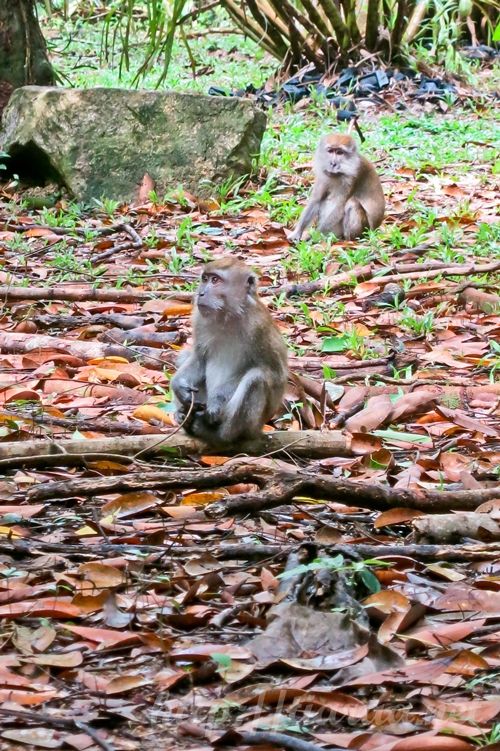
[247,275,255,286]
[209,274,220,284]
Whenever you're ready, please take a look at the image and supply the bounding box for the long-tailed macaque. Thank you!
[290,134,385,242]
[171,258,288,445]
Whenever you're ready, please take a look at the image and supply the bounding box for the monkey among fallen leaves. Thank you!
[171,258,288,446]
[290,133,385,242]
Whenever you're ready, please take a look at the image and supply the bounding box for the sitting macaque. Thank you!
[290,133,385,242]
[171,258,288,445]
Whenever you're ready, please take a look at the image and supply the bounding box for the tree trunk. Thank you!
[0,0,55,114]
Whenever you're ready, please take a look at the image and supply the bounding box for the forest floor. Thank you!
[0,10,499,751]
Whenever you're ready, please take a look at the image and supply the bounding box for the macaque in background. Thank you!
[290,134,385,242]
[171,258,288,445]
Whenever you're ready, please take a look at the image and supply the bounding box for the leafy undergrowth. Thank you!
[0,76,500,751]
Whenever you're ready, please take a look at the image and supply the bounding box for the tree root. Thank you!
[24,459,499,514]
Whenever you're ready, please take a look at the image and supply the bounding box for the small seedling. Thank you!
[399,309,435,336]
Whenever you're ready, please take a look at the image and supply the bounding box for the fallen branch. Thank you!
[270,264,372,297]
[3,539,499,563]
[0,428,348,478]
[213,541,500,562]
[204,471,500,516]
[25,462,271,502]
[0,330,174,369]
[0,283,152,304]
[269,260,500,298]
[373,260,500,284]
[32,313,148,330]
[0,451,136,471]
[101,326,181,348]
[5,221,123,237]
[2,409,161,435]
[289,355,390,370]
[23,456,498,513]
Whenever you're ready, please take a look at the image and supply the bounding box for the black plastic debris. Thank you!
[281,81,310,103]
[286,67,323,86]
[274,63,324,102]
[315,89,356,109]
[336,109,357,121]
[208,86,228,97]
[392,68,417,81]
[336,67,358,92]
[461,44,498,60]
[413,76,456,101]
[206,63,464,109]
[357,69,390,94]
[255,90,280,107]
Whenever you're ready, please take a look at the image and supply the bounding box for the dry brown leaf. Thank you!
[78,562,125,589]
[374,508,426,528]
[345,394,394,433]
[105,674,151,694]
[349,433,384,454]
[403,619,485,649]
[28,651,84,668]
[292,690,367,718]
[132,404,175,425]
[0,598,81,619]
[390,390,436,421]
[423,697,500,724]
[136,172,155,203]
[101,491,162,518]
[181,490,228,506]
[1,727,62,747]
[161,301,193,317]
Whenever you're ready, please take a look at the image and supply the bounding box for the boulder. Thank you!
[0,86,267,203]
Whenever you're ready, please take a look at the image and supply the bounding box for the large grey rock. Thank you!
[0,86,267,202]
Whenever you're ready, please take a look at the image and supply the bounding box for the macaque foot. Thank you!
[186,413,223,443]
[204,409,223,428]
[343,197,369,240]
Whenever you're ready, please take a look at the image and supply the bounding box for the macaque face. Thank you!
[196,260,258,317]
[319,134,358,176]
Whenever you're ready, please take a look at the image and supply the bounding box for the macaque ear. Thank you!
[247,273,258,294]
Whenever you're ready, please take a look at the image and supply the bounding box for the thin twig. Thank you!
[0,451,135,470]
[92,223,143,262]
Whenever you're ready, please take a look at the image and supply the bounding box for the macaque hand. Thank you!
[175,394,205,428]
[175,383,199,409]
